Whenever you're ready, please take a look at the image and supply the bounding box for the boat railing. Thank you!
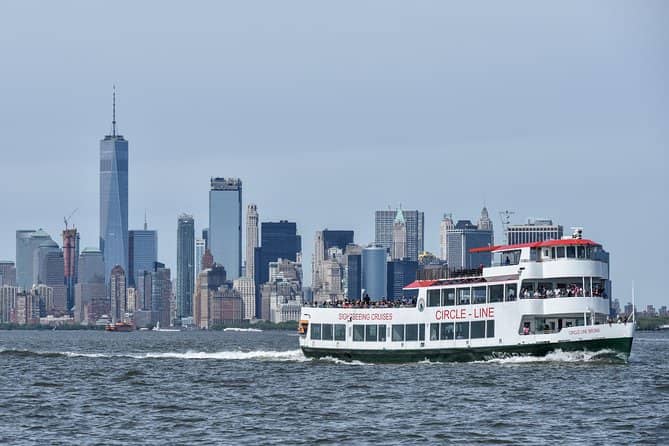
[519,288,608,300]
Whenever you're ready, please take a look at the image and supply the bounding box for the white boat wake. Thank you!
[476,348,627,364]
[0,348,309,362]
[66,349,310,361]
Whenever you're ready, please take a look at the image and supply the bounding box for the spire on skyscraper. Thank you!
[112,85,117,137]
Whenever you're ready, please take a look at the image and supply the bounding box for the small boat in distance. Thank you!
[152,321,180,332]
[223,327,263,333]
[105,321,134,332]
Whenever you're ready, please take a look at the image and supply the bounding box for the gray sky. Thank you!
[0,1,667,307]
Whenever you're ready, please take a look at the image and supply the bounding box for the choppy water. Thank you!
[0,330,667,445]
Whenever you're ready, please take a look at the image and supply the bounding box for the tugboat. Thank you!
[105,321,134,332]
[298,230,634,362]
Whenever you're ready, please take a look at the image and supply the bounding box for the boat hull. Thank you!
[301,336,633,363]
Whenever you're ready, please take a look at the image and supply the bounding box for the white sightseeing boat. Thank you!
[298,232,634,362]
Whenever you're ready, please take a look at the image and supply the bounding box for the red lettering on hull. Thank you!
[435,306,495,321]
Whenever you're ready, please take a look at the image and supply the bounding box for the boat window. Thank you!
[472,286,486,304]
[501,250,521,265]
[353,325,364,342]
[505,284,517,301]
[489,285,503,303]
[440,322,454,340]
[577,246,586,259]
[365,324,378,342]
[455,322,469,340]
[443,288,455,306]
[334,324,346,341]
[556,247,565,258]
[405,324,418,341]
[430,323,439,341]
[419,324,425,341]
[428,289,441,307]
[322,324,333,341]
[311,323,322,340]
[378,325,387,342]
[530,248,539,262]
[566,246,576,258]
[486,320,495,338]
[392,324,404,342]
[471,321,485,339]
[457,288,471,305]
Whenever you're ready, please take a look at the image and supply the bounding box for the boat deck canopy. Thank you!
[469,239,600,254]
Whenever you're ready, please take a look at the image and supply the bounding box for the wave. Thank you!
[0,348,309,362]
[476,349,627,364]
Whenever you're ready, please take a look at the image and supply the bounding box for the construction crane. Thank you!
[64,208,78,230]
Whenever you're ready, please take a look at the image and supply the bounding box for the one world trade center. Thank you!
[100,87,128,281]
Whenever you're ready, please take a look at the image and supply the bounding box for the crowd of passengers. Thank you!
[520,285,607,299]
[303,294,417,309]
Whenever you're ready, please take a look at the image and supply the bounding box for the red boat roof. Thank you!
[404,280,440,289]
[469,238,600,253]
[404,274,520,290]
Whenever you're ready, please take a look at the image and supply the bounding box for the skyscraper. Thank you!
[362,245,387,301]
[16,229,51,291]
[128,228,158,288]
[176,214,195,320]
[322,230,354,253]
[195,238,206,277]
[42,248,67,313]
[256,221,301,286]
[202,228,209,249]
[245,204,259,280]
[506,219,563,245]
[312,230,354,295]
[387,259,418,301]
[0,261,16,287]
[62,228,80,313]
[345,252,362,300]
[439,214,454,261]
[233,276,255,321]
[74,248,106,324]
[100,88,129,281]
[375,209,424,261]
[151,262,172,327]
[209,177,242,280]
[110,265,126,323]
[445,209,495,270]
[15,230,35,290]
[391,209,407,260]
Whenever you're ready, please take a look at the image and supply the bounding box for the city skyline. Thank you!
[0,2,666,307]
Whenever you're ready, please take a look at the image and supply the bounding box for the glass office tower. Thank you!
[176,214,195,319]
[209,178,242,280]
[99,90,128,281]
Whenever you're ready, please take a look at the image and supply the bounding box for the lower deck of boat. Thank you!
[301,337,633,363]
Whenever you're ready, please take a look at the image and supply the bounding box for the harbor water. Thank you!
[0,330,667,445]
